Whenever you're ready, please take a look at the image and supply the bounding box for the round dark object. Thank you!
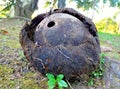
[19,8,101,81]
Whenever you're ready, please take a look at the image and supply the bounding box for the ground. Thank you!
[0,19,120,89]
[0,19,48,89]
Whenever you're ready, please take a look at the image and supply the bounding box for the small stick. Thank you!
[66,79,73,89]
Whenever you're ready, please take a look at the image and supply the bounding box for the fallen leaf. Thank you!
[0,29,9,35]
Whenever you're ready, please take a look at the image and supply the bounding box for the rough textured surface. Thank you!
[19,8,101,81]
[103,58,120,89]
[68,57,120,89]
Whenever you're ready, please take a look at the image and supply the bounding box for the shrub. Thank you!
[95,18,119,34]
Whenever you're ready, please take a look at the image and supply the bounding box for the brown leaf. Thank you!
[0,30,9,35]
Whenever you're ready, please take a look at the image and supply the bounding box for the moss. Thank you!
[20,79,39,89]
[0,65,48,89]
[0,65,13,77]
[24,71,36,79]
[20,72,48,89]
[0,79,16,89]
[0,65,15,89]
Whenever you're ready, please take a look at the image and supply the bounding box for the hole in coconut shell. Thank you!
[47,21,55,28]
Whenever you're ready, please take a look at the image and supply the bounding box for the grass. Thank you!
[98,31,120,49]
[0,19,48,89]
[98,31,120,59]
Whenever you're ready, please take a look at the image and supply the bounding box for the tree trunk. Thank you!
[9,0,38,18]
[58,0,66,8]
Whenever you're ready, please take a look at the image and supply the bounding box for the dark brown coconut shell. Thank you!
[19,8,101,81]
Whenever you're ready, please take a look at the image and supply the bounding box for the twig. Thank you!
[66,79,73,89]
[41,77,47,81]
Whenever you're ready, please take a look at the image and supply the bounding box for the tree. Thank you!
[1,0,38,18]
[44,0,66,8]
[44,0,120,11]
[12,0,38,18]
[1,0,120,18]
[72,0,120,10]
[58,0,66,8]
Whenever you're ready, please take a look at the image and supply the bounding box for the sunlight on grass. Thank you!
[98,31,120,59]
[104,52,120,59]
[98,31,120,48]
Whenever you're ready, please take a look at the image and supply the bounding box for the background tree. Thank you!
[0,0,38,18]
[1,0,120,18]
[58,0,66,8]
[44,0,66,9]
[71,0,120,10]
[12,0,38,18]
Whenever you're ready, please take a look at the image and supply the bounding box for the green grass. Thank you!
[98,32,120,48]
[98,31,120,59]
